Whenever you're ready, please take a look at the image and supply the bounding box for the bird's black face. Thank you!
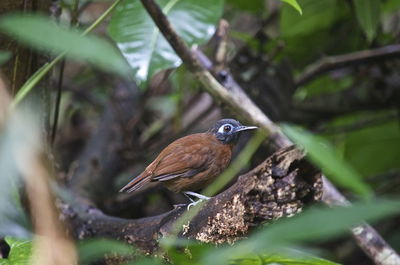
[210,119,257,144]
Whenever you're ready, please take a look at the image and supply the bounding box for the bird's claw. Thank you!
[186,200,201,210]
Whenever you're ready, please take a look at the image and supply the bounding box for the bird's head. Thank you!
[210,119,257,144]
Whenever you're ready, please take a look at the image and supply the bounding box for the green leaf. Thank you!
[0,51,11,65]
[0,14,129,76]
[108,0,224,87]
[232,248,340,265]
[353,0,381,41]
[78,238,135,264]
[280,0,338,37]
[281,124,372,198]
[204,199,400,265]
[281,0,303,15]
[0,237,33,265]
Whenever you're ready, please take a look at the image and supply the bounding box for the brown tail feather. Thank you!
[119,174,151,193]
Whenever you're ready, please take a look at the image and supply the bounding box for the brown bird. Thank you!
[120,119,257,207]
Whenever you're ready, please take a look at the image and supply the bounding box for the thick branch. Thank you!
[138,1,400,264]
[62,147,322,252]
[295,44,400,87]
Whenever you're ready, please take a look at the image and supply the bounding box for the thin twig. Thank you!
[51,60,65,145]
[295,44,400,87]
[139,1,400,264]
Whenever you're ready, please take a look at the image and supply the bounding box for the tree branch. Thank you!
[138,1,400,264]
[295,44,400,87]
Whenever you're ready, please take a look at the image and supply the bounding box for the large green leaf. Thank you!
[353,0,381,41]
[0,14,129,76]
[204,199,400,265]
[281,124,372,198]
[108,0,224,87]
[0,237,33,265]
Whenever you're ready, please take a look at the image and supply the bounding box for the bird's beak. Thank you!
[235,125,258,133]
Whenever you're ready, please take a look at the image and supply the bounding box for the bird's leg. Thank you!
[184,191,211,201]
[183,192,196,203]
[183,191,211,210]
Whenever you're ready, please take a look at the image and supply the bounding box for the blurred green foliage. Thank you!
[0,0,399,264]
[0,14,129,77]
[77,239,136,264]
[326,113,400,179]
[282,124,372,198]
[0,114,32,238]
[353,0,381,41]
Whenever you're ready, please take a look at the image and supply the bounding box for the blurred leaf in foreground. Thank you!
[203,199,400,265]
[0,14,129,76]
[231,248,340,265]
[0,112,32,238]
[281,124,372,198]
[108,0,223,87]
[77,238,135,264]
[0,237,33,265]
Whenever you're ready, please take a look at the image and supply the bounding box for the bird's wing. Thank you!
[147,134,214,182]
[119,133,213,192]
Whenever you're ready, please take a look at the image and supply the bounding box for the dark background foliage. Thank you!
[0,0,399,264]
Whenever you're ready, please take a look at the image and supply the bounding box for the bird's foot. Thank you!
[186,200,202,210]
[183,191,211,210]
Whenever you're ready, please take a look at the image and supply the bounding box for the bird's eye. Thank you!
[218,124,232,133]
[223,125,231,132]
